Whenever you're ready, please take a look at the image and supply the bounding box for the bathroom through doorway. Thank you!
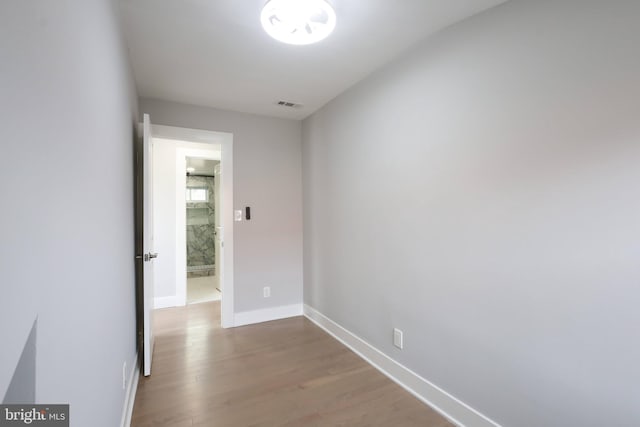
[185,157,221,304]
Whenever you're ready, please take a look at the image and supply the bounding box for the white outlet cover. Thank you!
[234,209,243,221]
[263,286,271,298]
[393,328,403,349]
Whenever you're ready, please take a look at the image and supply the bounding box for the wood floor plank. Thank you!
[131,302,453,427]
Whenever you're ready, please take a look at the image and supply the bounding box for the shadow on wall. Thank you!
[3,319,37,404]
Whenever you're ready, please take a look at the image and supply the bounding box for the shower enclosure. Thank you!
[186,174,215,277]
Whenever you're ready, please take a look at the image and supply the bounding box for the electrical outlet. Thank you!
[263,286,271,298]
[234,210,243,222]
[393,328,403,349]
[122,361,127,390]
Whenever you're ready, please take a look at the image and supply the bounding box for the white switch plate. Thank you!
[393,328,403,349]
[263,286,271,298]
[234,210,243,221]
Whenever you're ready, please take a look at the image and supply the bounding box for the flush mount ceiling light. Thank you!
[261,0,336,45]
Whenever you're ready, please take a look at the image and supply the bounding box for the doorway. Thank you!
[150,124,235,328]
[185,157,221,304]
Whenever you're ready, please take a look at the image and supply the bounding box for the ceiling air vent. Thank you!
[276,100,302,108]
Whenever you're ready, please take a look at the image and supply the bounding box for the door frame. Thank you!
[151,124,235,328]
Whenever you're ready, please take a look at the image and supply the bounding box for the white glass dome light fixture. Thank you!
[261,0,336,45]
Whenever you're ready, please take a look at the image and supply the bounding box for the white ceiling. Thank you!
[119,0,506,120]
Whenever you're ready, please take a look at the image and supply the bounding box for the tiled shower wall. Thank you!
[186,175,215,275]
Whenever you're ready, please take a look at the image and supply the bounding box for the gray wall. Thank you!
[0,0,139,425]
[302,1,640,426]
[140,98,303,313]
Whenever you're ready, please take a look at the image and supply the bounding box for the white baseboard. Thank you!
[154,296,178,309]
[234,303,303,327]
[120,353,140,427]
[303,304,501,427]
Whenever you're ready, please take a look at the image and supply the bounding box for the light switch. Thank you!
[234,210,243,222]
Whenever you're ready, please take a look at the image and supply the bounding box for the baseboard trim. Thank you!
[234,303,303,327]
[120,353,140,427]
[154,296,178,309]
[303,304,501,427]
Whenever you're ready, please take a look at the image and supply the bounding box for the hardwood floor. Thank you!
[131,302,453,427]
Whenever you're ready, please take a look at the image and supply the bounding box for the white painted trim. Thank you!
[175,151,187,308]
[234,304,303,327]
[219,131,234,328]
[120,353,140,427]
[154,296,179,309]
[303,304,502,427]
[152,124,225,144]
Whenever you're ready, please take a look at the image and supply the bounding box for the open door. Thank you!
[137,113,157,377]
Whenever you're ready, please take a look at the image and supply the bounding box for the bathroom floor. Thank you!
[187,275,221,304]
